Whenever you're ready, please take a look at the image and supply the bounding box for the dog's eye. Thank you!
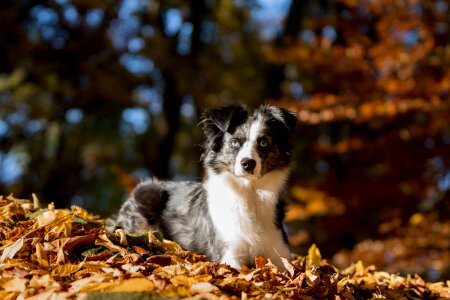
[258,138,268,148]
[230,139,240,147]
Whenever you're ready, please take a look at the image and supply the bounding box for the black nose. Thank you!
[241,158,256,173]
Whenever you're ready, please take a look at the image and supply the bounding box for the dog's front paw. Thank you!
[220,252,243,270]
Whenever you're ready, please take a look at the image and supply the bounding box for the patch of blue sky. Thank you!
[119,53,154,75]
[132,85,162,115]
[108,16,141,50]
[63,5,80,26]
[163,8,183,37]
[322,26,337,42]
[0,152,24,185]
[250,0,290,40]
[177,23,193,55]
[30,5,59,26]
[121,107,149,134]
[65,108,84,124]
[437,171,450,192]
[290,82,304,98]
[118,0,148,19]
[55,0,69,5]
[180,95,196,120]
[7,110,27,125]
[85,8,104,28]
[300,29,315,44]
[127,37,145,53]
[0,120,9,137]
[403,30,418,48]
[41,25,56,40]
[24,119,47,136]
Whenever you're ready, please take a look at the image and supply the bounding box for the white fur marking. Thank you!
[204,168,291,270]
[234,118,263,177]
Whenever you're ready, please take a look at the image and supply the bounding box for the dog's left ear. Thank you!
[269,106,297,135]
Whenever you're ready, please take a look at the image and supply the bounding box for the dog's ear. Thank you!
[203,103,248,133]
[201,104,248,152]
[268,106,297,135]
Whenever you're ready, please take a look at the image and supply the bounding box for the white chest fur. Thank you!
[204,170,291,270]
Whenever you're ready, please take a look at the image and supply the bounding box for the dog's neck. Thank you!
[204,168,289,206]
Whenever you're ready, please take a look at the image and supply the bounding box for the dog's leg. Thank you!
[221,250,242,270]
[264,237,291,271]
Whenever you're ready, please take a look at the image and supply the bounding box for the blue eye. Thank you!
[230,139,240,147]
[259,139,268,147]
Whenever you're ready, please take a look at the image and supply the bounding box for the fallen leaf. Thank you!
[307,244,322,267]
[1,277,27,292]
[170,274,212,286]
[104,278,155,292]
[280,256,295,278]
[37,210,70,227]
[95,234,130,258]
[51,262,83,276]
[190,281,219,294]
[147,254,172,266]
[0,237,24,262]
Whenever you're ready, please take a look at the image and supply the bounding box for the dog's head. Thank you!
[201,104,297,180]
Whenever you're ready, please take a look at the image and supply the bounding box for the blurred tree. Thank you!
[267,0,450,261]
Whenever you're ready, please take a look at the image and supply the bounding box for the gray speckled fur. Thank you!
[116,179,224,261]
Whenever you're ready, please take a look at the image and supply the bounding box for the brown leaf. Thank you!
[51,262,83,276]
[95,234,130,257]
[147,254,172,266]
[35,242,48,261]
[63,234,97,253]
[133,245,150,256]
[255,256,268,268]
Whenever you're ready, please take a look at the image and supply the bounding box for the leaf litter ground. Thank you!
[0,195,449,299]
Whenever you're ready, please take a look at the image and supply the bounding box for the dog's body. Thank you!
[116,104,297,269]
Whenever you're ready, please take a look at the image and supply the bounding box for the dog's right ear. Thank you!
[201,104,248,152]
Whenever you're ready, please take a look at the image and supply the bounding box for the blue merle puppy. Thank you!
[116,104,297,270]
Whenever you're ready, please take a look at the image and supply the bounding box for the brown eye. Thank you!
[230,139,240,148]
[259,138,268,148]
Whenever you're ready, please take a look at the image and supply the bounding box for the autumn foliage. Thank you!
[1,195,449,299]
[267,0,450,275]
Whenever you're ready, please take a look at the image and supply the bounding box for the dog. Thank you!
[116,104,297,270]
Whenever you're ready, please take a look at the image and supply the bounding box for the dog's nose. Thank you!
[241,158,256,173]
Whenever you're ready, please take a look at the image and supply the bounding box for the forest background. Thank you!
[0,0,449,282]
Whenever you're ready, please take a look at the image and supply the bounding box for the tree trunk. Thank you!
[265,0,306,100]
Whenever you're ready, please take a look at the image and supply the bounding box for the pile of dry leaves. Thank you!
[1,195,449,299]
